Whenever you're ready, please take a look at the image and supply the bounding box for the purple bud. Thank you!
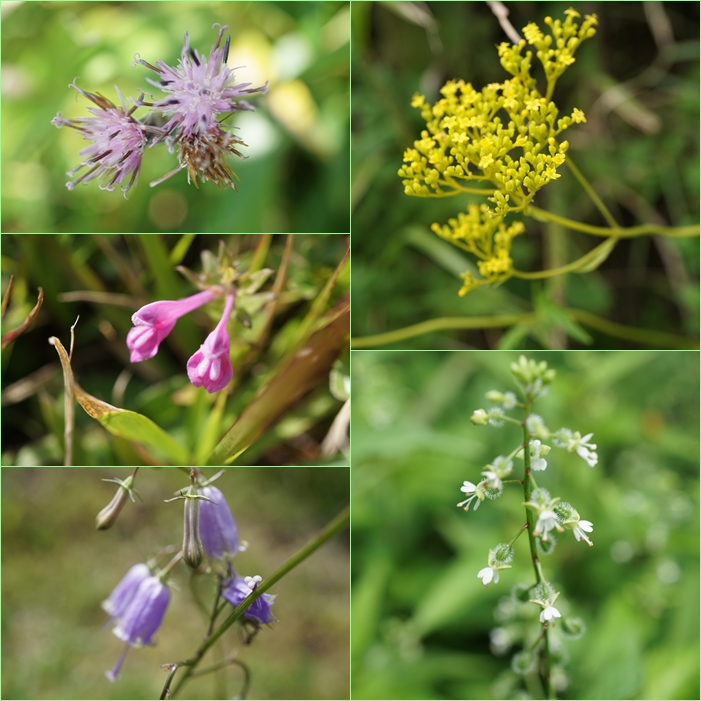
[198,485,239,561]
[222,573,276,625]
[182,494,204,569]
[127,289,217,362]
[107,575,171,681]
[95,476,135,530]
[187,292,235,393]
[102,563,151,619]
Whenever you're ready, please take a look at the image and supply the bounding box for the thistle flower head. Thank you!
[134,24,268,139]
[52,80,147,197]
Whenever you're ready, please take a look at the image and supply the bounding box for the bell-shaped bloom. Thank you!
[102,563,151,619]
[127,289,217,362]
[198,485,239,561]
[187,292,235,393]
[107,575,171,681]
[222,573,276,625]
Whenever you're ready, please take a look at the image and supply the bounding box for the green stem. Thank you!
[564,157,619,228]
[351,310,698,350]
[351,314,536,348]
[528,205,699,238]
[170,505,349,698]
[522,403,554,700]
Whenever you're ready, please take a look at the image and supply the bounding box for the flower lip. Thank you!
[187,291,235,393]
[127,288,218,363]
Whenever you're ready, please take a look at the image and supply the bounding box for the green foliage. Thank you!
[351,351,699,699]
[351,2,699,348]
[2,1,349,233]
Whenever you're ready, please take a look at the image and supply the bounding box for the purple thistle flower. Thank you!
[198,485,239,561]
[102,563,151,619]
[222,573,277,625]
[51,80,147,197]
[127,288,218,363]
[133,24,268,138]
[107,575,171,681]
[186,292,235,393]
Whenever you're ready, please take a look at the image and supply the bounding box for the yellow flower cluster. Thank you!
[398,8,598,294]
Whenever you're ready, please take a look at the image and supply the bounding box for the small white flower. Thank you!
[573,519,593,546]
[530,439,548,471]
[534,509,562,541]
[457,481,482,511]
[502,391,517,410]
[481,456,513,488]
[478,567,499,586]
[553,428,598,467]
[540,605,561,623]
[487,407,505,426]
[526,413,548,438]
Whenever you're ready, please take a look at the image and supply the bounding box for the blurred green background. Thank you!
[2,466,349,700]
[1,233,349,466]
[351,350,699,699]
[2,1,349,233]
[351,2,699,348]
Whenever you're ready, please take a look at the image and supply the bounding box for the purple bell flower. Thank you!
[106,574,171,681]
[127,288,217,362]
[198,485,239,561]
[102,563,151,619]
[222,573,276,625]
[186,292,235,393]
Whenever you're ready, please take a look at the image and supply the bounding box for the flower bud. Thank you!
[183,495,204,569]
[485,390,505,403]
[96,476,135,530]
[470,408,489,425]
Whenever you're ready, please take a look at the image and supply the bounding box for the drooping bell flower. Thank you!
[198,485,239,561]
[186,292,235,393]
[102,563,151,619]
[222,572,276,625]
[127,288,217,362]
[106,574,171,681]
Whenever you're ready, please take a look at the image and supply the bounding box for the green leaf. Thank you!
[50,335,189,465]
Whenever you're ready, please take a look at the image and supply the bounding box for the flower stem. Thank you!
[168,505,349,698]
[522,402,554,700]
[528,205,699,238]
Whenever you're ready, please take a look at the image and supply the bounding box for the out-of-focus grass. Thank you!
[351,2,699,348]
[2,1,349,233]
[351,350,699,700]
[1,466,350,700]
[1,234,349,466]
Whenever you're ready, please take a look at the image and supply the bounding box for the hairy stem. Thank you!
[522,403,554,700]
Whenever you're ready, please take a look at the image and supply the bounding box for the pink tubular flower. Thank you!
[51,80,147,197]
[187,292,235,393]
[133,24,268,139]
[127,289,217,363]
